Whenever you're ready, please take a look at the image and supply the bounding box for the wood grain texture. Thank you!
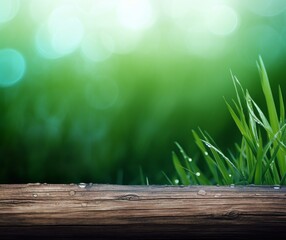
[0,184,285,239]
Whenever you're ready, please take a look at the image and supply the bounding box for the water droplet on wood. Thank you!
[197,189,206,196]
[78,183,87,189]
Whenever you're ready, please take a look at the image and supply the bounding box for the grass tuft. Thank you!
[171,58,286,185]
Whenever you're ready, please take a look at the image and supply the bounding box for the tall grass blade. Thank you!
[172,152,190,185]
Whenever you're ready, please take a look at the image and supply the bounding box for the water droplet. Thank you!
[188,157,192,162]
[204,151,208,156]
[33,194,38,198]
[230,184,235,188]
[274,185,281,190]
[78,183,86,189]
[174,179,179,184]
[214,193,221,198]
[69,190,76,196]
[197,189,206,196]
[81,202,88,207]
[195,172,201,177]
[229,174,232,178]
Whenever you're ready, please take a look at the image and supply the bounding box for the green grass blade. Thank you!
[161,171,174,185]
[248,94,273,134]
[280,173,286,185]
[279,86,285,125]
[257,56,279,133]
[172,152,190,185]
[201,140,241,176]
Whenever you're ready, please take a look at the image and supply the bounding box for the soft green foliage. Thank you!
[172,58,286,185]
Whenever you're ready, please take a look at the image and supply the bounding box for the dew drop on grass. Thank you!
[204,151,208,156]
[188,157,192,162]
[196,172,201,177]
[78,183,87,189]
[229,174,232,178]
[174,179,179,184]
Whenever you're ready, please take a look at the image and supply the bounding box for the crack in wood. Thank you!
[117,194,140,201]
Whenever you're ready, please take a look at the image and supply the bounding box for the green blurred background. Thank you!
[1,0,286,184]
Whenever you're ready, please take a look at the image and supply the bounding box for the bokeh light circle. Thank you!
[245,0,286,17]
[35,4,84,59]
[0,48,26,87]
[48,5,84,56]
[0,0,20,24]
[117,0,155,31]
[81,32,113,62]
[207,5,239,36]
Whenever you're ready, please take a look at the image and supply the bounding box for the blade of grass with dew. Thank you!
[175,142,201,184]
[172,151,190,185]
[170,57,286,186]
[202,139,243,179]
[192,130,221,184]
[201,140,233,185]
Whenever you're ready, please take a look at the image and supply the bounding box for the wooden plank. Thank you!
[0,184,285,239]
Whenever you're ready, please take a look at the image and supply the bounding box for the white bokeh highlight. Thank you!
[35,4,84,59]
[0,0,20,24]
[206,5,239,36]
[245,0,286,17]
[117,0,155,31]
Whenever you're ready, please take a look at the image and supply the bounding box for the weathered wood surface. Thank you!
[0,184,285,239]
